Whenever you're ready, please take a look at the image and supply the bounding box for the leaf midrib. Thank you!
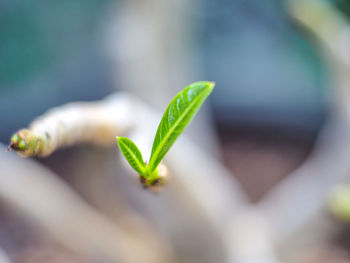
[122,141,145,173]
[148,91,206,171]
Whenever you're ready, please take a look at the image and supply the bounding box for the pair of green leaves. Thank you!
[116,81,215,186]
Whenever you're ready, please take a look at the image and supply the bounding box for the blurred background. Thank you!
[1,0,350,262]
[0,0,329,199]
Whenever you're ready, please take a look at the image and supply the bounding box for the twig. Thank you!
[9,94,135,157]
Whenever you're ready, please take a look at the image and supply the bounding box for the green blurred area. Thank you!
[0,0,111,88]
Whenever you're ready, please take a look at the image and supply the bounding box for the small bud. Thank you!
[8,129,44,157]
[11,134,19,144]
[139,163,169,192]
[18,140,26,150]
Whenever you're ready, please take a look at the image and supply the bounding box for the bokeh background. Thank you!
[1,0,350,262]
[0,0,329,199]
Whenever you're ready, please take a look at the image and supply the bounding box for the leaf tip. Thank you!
[206,81,215,91]
[116,136,124,142]
[116,136,126,148]
[193,81,215,92]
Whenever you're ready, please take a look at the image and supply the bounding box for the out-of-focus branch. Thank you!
[9,94,136,157]
[288,0,350,116]
[224,208,281,263]
[288,0,349,56]
[0,249,12,263]
[258,121,350,241]
[258,0,350,247]
[0,143,173,263]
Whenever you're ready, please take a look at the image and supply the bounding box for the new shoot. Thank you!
[116,81,215,188]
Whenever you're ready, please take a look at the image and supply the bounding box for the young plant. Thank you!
[116,81,215,188]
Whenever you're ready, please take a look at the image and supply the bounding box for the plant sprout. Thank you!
[116,81,215,188]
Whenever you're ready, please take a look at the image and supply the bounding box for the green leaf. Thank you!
[147,81,215,173]
[116,136,146,175]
